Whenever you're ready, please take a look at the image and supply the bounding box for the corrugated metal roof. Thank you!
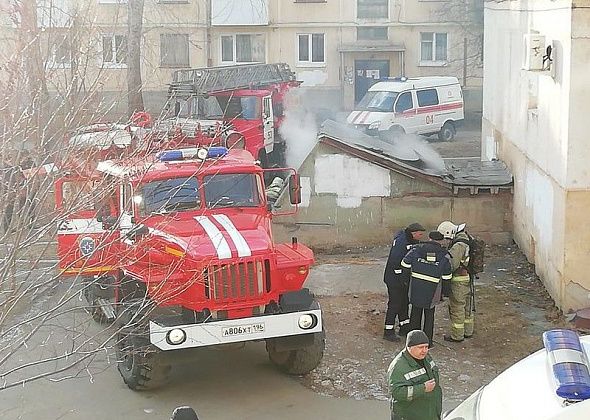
[317,120,513,192]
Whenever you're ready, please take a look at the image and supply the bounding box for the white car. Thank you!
[444,330,590,420]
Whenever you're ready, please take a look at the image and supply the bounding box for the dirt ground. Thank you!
[300,244,569,407]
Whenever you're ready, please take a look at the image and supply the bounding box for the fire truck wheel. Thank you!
[115,330,171,390]
[266,330,325,375]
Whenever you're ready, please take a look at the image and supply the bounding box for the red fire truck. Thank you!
[158,63,299,168]
[54,141,324,390]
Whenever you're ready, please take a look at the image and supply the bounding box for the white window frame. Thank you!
[296,33,326,67]
[101,34,127,69]
[419,32,448,67]
[46,34,71,69]
[220,33,266,65]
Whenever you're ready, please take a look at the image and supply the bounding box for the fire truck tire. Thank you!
[115,302,171,390]
[116,333,171,390]
[266,330,325,375]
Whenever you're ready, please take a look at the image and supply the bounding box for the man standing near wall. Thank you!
[437,221,474,343]
[383,223,426,342]
[401,231,452,347]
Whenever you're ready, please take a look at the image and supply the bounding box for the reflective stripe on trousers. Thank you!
[449,275,474,340]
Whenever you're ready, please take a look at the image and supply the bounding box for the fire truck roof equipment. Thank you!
[168,63,297,97]
[156,147,228,162]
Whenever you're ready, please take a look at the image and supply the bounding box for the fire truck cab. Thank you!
[55,146,324,390]
[162,63,298,168]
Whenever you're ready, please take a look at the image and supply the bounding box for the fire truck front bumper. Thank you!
[149,309,323,351]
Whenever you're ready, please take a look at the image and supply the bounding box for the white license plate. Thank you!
[222,323,265,337]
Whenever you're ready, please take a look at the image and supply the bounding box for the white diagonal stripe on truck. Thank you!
[212,214,252,257]
[195,216,232,259]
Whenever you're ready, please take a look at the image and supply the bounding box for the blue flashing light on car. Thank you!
[156,147,228,162]
[543,329,590,401]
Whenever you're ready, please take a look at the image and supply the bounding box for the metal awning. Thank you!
[338,43,406,53]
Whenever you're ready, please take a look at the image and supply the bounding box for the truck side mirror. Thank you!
[101,215,118,229]
[128,224,149,240]
[288,174,301,205]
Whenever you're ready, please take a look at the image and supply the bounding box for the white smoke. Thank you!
[279,90,319,170]
[385,133,447,174]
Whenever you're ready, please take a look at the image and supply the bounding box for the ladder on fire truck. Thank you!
[168,63,297,96]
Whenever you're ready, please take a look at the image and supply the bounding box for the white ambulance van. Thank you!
[347,76,464,141]
[444,329,590,420]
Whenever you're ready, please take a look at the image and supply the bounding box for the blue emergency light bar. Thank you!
[543,329,590,401]
[156,147,228,162]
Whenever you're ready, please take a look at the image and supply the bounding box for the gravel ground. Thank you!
[300,244,568,409]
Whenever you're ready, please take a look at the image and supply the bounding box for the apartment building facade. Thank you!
[1,0,483,118]
[482,0,590,311]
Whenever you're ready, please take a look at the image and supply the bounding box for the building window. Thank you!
[357,27,388,41]
[420,32,447,63]
[102,35,127,67]
[357,0,388,19]
[220,34,265,64]
[297,33,325,64]
[47,35,71,68]
[160,34,190,67]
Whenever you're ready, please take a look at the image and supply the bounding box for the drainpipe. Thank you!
[206,0,212,67]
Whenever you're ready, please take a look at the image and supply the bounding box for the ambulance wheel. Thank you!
[438,122,456,142]
[381,126,405,142]
[266,330,325,375]
[115,308,171,390]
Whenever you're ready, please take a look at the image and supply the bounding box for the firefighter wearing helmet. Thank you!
[437,221,474,342]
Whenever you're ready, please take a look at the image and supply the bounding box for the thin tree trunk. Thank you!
[19,0,48,152]
[127,0,145,116]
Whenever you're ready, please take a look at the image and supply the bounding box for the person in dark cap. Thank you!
[383,223,426,341]
[400,231,452,347]
[171,406,199,420]
[387,330,442,420]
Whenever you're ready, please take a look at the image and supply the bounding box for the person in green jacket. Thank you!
[387,330,442,420]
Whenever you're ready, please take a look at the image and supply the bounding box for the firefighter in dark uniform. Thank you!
[400,231,452,348]
[387,330,442,420]
[383,223,426,341]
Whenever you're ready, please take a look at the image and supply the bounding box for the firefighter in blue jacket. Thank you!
[400,231,452,347]
[383,223,426,341]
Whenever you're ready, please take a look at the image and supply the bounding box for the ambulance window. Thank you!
[394,92,413,112]
[417,89,439,107]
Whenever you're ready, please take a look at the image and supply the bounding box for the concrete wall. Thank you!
[482,0,590,311]
[272,142,513,249]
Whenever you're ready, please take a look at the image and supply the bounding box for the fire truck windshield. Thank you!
[204,173,261,208]
[139,177,201,215]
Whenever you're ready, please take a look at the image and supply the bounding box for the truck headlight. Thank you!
[166,328,187,345]
[368,121,381,130]
[298,314,317,330]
